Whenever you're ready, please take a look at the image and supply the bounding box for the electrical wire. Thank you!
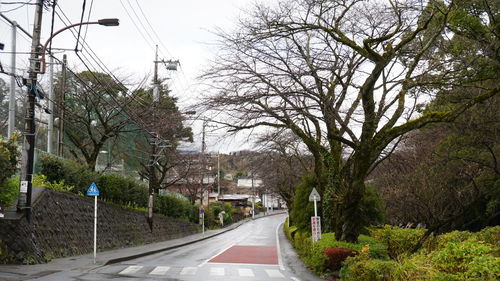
[82,0,93,45]
[119,0,188,96]
[74,0,86,52]
[54,7,152,109]
[0,0,34,13]
[37,4,189,151]
[118,0,155,53]
[54,6,153,109]
[132,0,172,58]
[48,0,56,53]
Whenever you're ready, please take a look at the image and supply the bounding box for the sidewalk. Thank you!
[0,211,285,279]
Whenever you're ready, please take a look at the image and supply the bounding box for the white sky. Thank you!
[0,0,274,153]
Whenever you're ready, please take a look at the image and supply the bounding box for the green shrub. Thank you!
[39,155,148,206]
[359,184,386,228]
[154,195,198,223]
[283,219,298,241]
[341,226,500,281]
[475,226,500,248]
[290,173,317,232]
[369,225,425,259]
[0,136,19,183]
[429,240,499,280]
[294,231,313,258]
[39,154,94,194]
[302,232,387,273]
[0,177,19,207]
[38,154,200,222]
[33,174,74,192]
[424,230,474,252]
[341,255,400,281]
[340,246,438,281]
[0,136,20,206]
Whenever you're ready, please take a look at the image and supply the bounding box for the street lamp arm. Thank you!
[39,18,119,74]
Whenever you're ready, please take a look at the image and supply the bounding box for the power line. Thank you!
[74,0,86,52]
[132,0,172,58]
[53,7,152,109]
[0,0,34,13]
[119,0,189,96]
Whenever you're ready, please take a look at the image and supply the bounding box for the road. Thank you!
[2,213,321,281]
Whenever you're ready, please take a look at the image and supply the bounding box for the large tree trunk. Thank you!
[336,177,366,242]
[333,150,372,242]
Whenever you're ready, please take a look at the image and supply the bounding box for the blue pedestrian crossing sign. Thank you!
[87,182,100,196]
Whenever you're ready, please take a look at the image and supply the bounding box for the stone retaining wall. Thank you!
[0,189,199,264]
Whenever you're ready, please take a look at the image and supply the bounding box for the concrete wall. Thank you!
[0,188,199,264]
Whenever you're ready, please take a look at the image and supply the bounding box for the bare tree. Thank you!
[124,83,193,193]
[60,71,139,171]
[172,153,212,205]
[251,130,313,212]
[201,0,498,241]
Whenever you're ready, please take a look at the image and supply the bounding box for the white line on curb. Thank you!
[276,220,285,271]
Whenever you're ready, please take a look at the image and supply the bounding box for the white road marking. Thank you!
[276,220,285,271]
[238,268,255,277]
[210,267,225,276]
[149,266,170,275]
[180,267,197,275]
[118,265,143,275]
[266,269,285,278]
[291,277,301,281]
[208,262,280,267]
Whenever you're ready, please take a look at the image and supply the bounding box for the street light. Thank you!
[39,18,119,74]
[17,12,119,219]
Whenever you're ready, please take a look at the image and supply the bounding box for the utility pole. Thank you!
[47,55,54,153]
[251,174,255,219]
[217,152,220,197]
[201,120,208,205]
[57,54,66,157]
[7,21,17,138]
[0,13,34,139]
[148,45,159,229]
[17,0,44,220]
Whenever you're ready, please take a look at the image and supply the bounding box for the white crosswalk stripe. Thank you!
[238,268,255,277]
[265,269,285,278]
[180,266,198,275]
[149,266,170,275]
[115,265,291,279]
[119,265,143,275]
[210,267,225,276]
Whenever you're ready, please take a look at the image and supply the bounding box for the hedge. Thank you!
[38,154,198,223]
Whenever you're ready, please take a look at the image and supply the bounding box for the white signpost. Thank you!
[86,182,100,264]
[309,188,321,242]
[200,207,205,234]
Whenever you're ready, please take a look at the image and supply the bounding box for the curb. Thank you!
[104,211,286,265]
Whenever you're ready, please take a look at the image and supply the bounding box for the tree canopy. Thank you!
[201,0,499,242]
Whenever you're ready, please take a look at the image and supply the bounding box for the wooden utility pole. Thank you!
[17,0,44,221]
[147,45,159,229]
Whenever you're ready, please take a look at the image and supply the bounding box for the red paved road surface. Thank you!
[209,245,278,265]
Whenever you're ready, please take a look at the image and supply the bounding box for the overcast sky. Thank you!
[0,0,275,153]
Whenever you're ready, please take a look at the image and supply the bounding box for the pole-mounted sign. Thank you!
[87,182,100,264]
[309,188,321,242]
[200,207,205,234]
